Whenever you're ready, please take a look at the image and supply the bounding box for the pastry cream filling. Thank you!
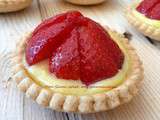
[23,31,132,96]
[132,1,160,28]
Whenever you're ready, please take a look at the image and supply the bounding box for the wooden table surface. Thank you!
[0,0,160,120]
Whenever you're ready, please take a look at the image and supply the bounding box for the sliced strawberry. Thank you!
[147,3,160,20]
[49,28,80,80]
[26,11,83,65]
[136,0,160,15]
[85,18,124,69]
[32,11,82,35]
[78,18,123,85]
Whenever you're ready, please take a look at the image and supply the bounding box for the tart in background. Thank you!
[126,0,160,41]
[0,0,32,13]
[11,11,143,113]
[65,0,105,5]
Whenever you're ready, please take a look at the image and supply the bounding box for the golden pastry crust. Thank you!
[0,0,32,13]
[65,0,105,5]
[11,28,144,113]
[125,3,160,41]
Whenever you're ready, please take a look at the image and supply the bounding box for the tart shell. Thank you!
[125,5,160,41]
[65,0,105,5]
[0,0,32,13]
[11,28,144,113]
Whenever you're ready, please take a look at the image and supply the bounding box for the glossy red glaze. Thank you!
[26,11,124,85]
[136,0,160,20]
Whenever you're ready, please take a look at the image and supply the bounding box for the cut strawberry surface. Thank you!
[26,11,124,85]
[49,28,80,80]
[78,18,123,85]
[85,18,124,69]
[26,11,83,65]
[136,0,160,20]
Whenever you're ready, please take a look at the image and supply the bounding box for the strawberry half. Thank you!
[26,11,83,65]
[49,28,80,80]
[136,0,160,14]
[78,18,123,85]
[136,0,160,20]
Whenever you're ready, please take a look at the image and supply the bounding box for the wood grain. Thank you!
[0,0,160,120]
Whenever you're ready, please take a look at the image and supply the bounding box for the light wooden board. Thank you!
[0,0,160,120]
